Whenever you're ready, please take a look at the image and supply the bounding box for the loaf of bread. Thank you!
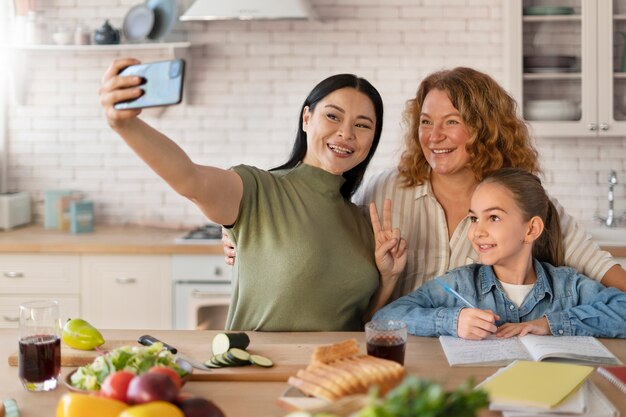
[288,339,405,401]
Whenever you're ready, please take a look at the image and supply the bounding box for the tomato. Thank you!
[56,393,128,417]
[100,370,135,403]
[148,366,182,391]
[119,401,184,417]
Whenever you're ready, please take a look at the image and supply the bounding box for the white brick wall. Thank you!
[5,0,626,228]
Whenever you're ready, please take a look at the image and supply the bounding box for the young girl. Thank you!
[373,168,626,339]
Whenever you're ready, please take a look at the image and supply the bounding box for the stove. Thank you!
[174,224,223,244]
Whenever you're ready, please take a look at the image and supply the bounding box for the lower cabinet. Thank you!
[81,254,172,330]
[0,254,80,328]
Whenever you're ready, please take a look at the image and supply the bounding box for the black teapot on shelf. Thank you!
[94,20,120,45]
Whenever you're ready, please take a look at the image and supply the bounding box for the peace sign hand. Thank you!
[369,199,408,286]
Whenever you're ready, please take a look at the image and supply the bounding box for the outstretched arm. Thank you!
[364,199,407,321]
[99,58,243,225]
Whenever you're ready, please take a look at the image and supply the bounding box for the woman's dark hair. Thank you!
[272,74,384,199]
[481,168,564,266]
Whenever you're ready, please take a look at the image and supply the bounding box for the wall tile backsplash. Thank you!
[6,0,626,228]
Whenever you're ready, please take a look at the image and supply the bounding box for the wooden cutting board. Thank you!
[8,340,313,382]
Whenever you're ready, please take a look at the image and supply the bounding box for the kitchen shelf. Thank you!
[11,41,191,54]
[523,73,581,80]
[523,15,581,23]
[10,41,192,113]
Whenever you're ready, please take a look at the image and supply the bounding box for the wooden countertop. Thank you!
[1,329,625,417]
[0,224,224,254]
[2,225,625,257]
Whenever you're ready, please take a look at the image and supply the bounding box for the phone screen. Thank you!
[114,59,185,110]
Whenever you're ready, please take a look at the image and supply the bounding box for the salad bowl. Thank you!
[63,344,193,394]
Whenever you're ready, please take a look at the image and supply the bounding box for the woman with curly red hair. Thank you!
[354,67,626,301]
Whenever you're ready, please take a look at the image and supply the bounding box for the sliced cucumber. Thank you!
[212,332,250,355]
[214,353,235,367]
[228,348,251,363]
[204,358,223,368]
[249,354,274,368]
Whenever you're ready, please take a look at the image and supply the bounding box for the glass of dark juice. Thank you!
[365,319,407,365]
[18,300,61,392]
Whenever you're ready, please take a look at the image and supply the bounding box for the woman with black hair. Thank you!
[99,58,407,331]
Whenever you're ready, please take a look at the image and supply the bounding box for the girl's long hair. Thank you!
[272,74,384,199]
[482,168,564,266]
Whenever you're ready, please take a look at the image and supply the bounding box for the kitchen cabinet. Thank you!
[0,254,80,328]
[81,254,171,330]
[504,0,626,137]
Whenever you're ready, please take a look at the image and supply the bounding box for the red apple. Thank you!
[126,372,177,405]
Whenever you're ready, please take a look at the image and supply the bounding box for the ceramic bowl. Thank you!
[524,99,581,121]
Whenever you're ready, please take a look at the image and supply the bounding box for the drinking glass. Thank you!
[365,319,407,365]
[18,300,61,391]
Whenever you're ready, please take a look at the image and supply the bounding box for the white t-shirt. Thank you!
[499,281,535,307]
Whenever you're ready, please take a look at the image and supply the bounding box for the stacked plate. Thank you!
[122,0,177,42]
[524,55,577,73]
[524,100,581,121]
[523,6,575,15]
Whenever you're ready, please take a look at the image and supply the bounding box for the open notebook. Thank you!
[439,335,622,367]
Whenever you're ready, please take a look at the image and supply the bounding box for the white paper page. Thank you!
[520,335,620,364]
[439,336,531,366]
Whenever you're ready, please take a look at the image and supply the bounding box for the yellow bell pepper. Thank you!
[119,401,184,417]
[56,393,128,417]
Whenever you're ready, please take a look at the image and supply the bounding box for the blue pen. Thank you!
[435,278,477,309]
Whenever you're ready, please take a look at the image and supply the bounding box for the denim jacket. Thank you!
[373,259,626,338]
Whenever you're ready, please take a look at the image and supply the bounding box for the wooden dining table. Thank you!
[2,329,625,416]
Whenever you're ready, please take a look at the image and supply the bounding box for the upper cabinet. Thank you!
[505,0,626,137]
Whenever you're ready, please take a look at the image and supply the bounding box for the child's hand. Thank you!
[457,308,500,340]
[496,317,550,338]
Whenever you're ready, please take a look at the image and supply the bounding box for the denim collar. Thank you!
[477,259,554,302]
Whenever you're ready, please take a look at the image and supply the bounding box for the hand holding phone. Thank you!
[114,59,185,110]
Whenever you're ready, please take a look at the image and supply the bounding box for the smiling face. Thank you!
[418,89,472,177]
[301,87,377,175]
[468,182,534,274]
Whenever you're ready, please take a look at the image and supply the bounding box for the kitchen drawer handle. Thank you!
[191,290,228,298]
[115,277,137,284]
[214,266,223,276]
[587,123,597,131]
[4,271,24,278]
[600,123,609,131]
[3,316,19,322]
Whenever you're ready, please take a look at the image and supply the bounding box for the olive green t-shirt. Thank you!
[225,163,379,331]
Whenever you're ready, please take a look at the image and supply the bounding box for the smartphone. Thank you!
[114,59,185,110]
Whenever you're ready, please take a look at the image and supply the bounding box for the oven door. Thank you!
[173,281,231,330]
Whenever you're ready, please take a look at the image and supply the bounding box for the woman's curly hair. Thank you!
[398,67,541,186]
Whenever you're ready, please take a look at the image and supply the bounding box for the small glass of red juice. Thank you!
[365,319,407,365]
[18,300,61,392]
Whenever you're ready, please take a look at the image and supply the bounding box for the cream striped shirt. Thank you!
[353,168,616,301]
